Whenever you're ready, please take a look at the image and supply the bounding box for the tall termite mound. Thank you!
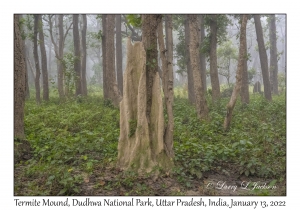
[117,39,171,174]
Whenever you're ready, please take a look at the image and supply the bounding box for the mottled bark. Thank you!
[188,15,209,120]
[224,15,248,131]
[33,15,41,104]
[209,15,221,102]
[184,15,195,104]
[199,15,207,92]
[116,14,123,96]
[73,14,82,96]
[81,14,87,96]
[254,15,272,101]
[14,15,26,139]
[158,15,174,158]
[38,15,49,101]
[269,14,279,95]
[241,38,249,104]
[105,15,121,107]
[14,15,31,163]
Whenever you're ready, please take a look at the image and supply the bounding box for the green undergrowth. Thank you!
[173,93,286,186]
[15,87,286,195]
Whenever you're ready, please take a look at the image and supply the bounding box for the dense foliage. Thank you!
[15,87,286,196]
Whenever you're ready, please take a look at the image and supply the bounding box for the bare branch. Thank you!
[63,21,73,44]
[48,15,59,58]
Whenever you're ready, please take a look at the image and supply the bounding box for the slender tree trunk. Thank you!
[73,15,82,96]
[254,15,272,101]
[48,35,52,78]
[20,15,30,99]
[224,15,248,131]
[116,14,123,96]
[14,15,31,163]
[241,37,250,104]
[58,15,64,98]
[14,15,26,139]
[199,15,207,92]
[81,14,88,96]
[102,15,108,98]
[269,14,279,95]
[158,14,174,157]
[33,15,41,104]
[188,15,209,119]
[105,14,121,107]
[209,15,221,102]
[184,15,195,104]
[38,15,49,101]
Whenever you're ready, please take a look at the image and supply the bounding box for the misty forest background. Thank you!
[14,14,286,196]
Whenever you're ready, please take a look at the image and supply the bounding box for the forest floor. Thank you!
[14,87,286,196]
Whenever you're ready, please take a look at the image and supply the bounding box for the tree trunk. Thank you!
[158,15,174,157]
[38,15,49,101]
[199,15,207,92]
[224,15,248,131]
[73,14,82,96]
[240,36,250,104]
[80,14,87,96]
[14,15,31,163]
[116,14,123,96]
[209,15,221,102]
[184,15,195,104]
[14,15,26,139]
[188,15,209,120]
[20,15,30,99]
[57,15,65,98]
[102,15,108,98]
[33,15,41,104]
[269,14,279,95]
[48,34,52,78]
[118,15,172,175]
[104,14,121,107]
[254,15,272,101]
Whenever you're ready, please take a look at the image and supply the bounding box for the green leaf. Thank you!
[58,188,67,195]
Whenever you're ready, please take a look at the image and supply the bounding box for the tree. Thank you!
[38,15,49,101]
[118,15,173,174]
[269,14,279,95]
[188,15,209,119]
[199,15,207,92]
[48,14,73,99]
[240,37,250,104]
[103,14,121,107]
[224,15,248,131]
[81,14,88,96]
[217,40,238,87]
[116,14,123,96]
[158,14,174,157]
[209,15,221,102]
[14,15,31,162]
[102,15,108,98]
[19,15,30,99]
[254,15,272,101]
[184,15,195,104]
[73,14,82,96]
[33,15,41,104]
[14,15,26,139]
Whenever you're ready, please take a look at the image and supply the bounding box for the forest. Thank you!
[14,14,286,196]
